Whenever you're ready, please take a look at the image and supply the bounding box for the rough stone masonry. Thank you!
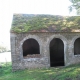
[10,32,80,71]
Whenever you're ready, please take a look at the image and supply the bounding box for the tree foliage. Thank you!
[11,14,80,33]
[69,0,80,14]
[0,46,7,53]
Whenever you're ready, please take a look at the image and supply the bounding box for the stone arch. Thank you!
[72,36,80,55]
[46,35,67,66]
[19,35,42,59]
[50,38,64,67]
[71,36,80,57]
[22,38,40,57]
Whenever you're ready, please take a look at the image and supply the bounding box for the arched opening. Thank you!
[50,38,64,67]
[74,38,80,55]
[22,38,40,58]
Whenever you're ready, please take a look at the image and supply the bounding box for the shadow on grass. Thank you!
[0,63,80,80]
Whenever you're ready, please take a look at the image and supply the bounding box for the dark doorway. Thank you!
[74,38,80,55]
[22,38,40,57]
[50,38,64,67]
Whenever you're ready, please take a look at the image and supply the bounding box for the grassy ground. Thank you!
[0,63,80,80]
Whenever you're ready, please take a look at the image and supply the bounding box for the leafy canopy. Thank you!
[69,0,80,14]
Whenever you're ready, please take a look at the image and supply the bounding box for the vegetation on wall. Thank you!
[11,14,80,33]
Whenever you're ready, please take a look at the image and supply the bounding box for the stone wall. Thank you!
[10,32,80,71]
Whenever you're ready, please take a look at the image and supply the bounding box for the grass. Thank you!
[0,63,80,80]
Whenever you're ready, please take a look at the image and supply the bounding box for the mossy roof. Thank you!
[11,14,80,33]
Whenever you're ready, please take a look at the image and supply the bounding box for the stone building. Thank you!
[10,14,80,71]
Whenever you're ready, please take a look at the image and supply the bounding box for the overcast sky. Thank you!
[0,0,77,49]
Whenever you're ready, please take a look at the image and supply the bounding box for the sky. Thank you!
[0,0,77,49]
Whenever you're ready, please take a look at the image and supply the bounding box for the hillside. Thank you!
[11,14,80,33]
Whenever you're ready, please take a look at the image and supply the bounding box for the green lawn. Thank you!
[0,62,80,80]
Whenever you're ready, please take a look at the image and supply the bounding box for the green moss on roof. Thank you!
[11,14,80,33]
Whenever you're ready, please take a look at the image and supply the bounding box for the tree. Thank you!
[0,46,7,53]
[69,0,80,14]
